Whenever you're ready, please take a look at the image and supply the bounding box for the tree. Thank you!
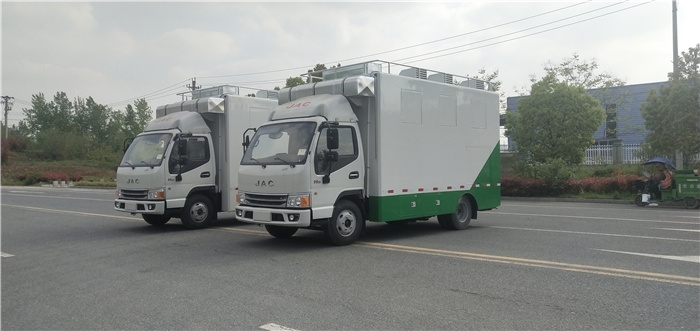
[470,68,504,111]
[505,75,604,168]
[284,77,305,88]
[642,44,700,167]
[538,53,625,90]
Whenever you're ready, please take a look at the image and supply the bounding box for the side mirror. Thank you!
[178,139,188,156]
[123,137,134,153]
[178,155,189,165]
[327,128,339,150]
[325,150,338,162]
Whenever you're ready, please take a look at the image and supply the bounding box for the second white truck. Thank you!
[235,61,501,245]
[114,85,278,228]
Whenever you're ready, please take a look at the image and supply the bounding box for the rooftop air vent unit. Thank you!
[399,67,428,80]
[192,85,239,99]
[428,73,453,84]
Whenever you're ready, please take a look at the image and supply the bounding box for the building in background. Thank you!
[503,81,668,164]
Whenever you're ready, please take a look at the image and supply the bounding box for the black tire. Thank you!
[180,194,214,229]
[142,214,171,226]
[634,195,646,207]
[437,196,472,230]
[327,200,364,246]
[684,197,699,209]
[265,225,298,239]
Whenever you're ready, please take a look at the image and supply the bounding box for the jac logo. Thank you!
[127,178,139,184]
[285,101,311,109]
[255,180,274,187]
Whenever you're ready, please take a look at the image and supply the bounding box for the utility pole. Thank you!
[671,0,684,169]
[672,0,679,81]
[1,95,15,139]
[183,78,201,101]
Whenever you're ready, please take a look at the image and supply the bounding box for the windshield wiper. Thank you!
[140,160,155,169]
[274,156,296,168]
[124,161,135,170]
[250,158,266,169]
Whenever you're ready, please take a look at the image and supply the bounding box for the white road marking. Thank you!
[8,190,43,194]
[491,211,699,224]
[488,225,700,242]
[652,228,700,232]
[260,323,300,331]
[596,249,700,263]
[1,252,15,258]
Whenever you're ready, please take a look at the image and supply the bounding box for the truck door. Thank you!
[167,135,216,204]
[311,125,364,218]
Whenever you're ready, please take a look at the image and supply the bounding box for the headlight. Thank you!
[148,188,165,200]
[237,193,246,204]
[287,194,310,208]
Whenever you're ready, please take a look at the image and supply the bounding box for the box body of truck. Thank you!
[114,86,276,228]
[235,62,500,244]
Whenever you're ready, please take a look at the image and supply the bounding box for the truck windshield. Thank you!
[241,122,316,166]
[120,133,172,168]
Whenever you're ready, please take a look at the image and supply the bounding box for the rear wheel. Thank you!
[180,194,214,229]
[327,200,364,246]
[684,197,699,209]
[437,196,472,230]
[142,214,171,226]
[265,225,298,239]
[634,195,646,207]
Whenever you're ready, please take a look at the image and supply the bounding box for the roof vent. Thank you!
[399,67,427,79]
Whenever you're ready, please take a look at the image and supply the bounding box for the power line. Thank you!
[398,1,654,65]
[111,1,651,107]
[393,1,631,63]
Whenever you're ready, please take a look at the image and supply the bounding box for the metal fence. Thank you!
[502,143,699,166]
[583,144,644,165]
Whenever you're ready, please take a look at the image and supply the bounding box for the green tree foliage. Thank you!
[284,77,305,88]
[505,75,605,168]
[642,44,700,167]
[15,92,150,163]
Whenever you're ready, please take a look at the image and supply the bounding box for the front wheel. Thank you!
[327,200,364,246]
[142,214,171,226]
[684,197,699,209]
[437,196,472,230]
[634,195,646,207]
[265,225,298,239]
[180,194,214,229]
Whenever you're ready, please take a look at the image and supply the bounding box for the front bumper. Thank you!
[235,205,311,227]
[114,199,165,214]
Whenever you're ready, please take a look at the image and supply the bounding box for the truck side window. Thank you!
[315,127,357,175]
[169,137,210,174]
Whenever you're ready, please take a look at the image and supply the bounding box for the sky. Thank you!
[2,1,699,128]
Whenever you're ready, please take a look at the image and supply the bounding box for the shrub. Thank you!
[1,139,10,165]
[40,171,70,182]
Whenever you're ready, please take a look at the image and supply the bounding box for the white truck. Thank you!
[235,61,501,245]
[114,85,278,228]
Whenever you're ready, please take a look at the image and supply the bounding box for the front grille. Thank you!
[121,189,148,200]
[245,193,288,207]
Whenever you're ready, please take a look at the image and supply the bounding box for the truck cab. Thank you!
[115,107,217,228]
[236,94,366,243]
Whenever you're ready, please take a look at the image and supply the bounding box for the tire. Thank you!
[437,196,472,230]
[180,194,214,229]
[634,195,646,207]
[327,200,364,246]
[142,214,171,226]
[265,225,298,239]
[684,197,699,209]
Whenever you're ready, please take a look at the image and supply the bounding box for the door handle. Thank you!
[349,171,359,179]
[200,172,211,178]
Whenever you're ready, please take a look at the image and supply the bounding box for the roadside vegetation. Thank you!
[2,48,697,199]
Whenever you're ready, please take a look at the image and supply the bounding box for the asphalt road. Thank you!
[2,186,699,330]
